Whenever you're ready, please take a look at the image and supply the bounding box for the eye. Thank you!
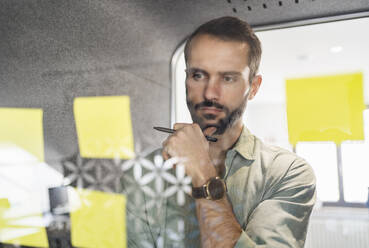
[192,71,205,81]
[223,75,236,83]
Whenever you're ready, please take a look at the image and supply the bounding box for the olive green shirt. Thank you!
[181,126,316,247]
[125,126,316,247]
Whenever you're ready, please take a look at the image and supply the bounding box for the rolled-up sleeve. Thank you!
[234,230,258,247]
[234,159,316,247]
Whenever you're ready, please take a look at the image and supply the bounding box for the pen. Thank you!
[153,126,218,142]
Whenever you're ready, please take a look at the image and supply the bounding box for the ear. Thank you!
[248,75,262,100]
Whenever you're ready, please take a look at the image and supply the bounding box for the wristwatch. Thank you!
[192,177,227,200]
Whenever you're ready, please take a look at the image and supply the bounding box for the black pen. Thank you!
[153,126,218,142]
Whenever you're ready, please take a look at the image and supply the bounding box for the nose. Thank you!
[203,77,221,101]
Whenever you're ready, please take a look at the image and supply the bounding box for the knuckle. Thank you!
[169,136,177,144]
[177,130,186,138]
[166,137,173,147]
[174,123,185,130]
[162,138,169,147]
[192,123,200,130]
[183,125,192,133]
[161,150,166,159]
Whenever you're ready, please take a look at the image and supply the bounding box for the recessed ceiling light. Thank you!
[297,54,309,61]
[330,46,343,53]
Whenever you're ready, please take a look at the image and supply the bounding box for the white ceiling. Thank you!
[254,17,369,105]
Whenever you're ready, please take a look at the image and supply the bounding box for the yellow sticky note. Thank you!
[69,188,126,248]
[286,72,365,145]
[3,225,49,248]
[0,108,44,162]
[0,199,48,248]
[74,96,134,159]
[0,198,10,209]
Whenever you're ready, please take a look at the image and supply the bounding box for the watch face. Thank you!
[208,178,225,200]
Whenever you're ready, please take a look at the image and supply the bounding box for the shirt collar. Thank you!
[231,125,256,161]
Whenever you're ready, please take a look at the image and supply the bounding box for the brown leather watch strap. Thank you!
[192,185,208,199]
[192,177,227,200]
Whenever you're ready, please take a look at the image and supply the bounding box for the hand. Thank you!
[162,123,217,186]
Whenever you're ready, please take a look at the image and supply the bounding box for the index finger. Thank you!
[173,123,191,131]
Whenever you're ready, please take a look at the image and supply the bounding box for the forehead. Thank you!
[186,34,250,72]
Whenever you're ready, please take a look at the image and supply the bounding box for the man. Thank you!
[161,16,316,247]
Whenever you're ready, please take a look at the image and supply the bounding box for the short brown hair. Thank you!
[184,16,262,82]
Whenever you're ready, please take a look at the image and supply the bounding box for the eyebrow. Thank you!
[220,71,242,76]
[186,67,242,77]
[185,68,209,77]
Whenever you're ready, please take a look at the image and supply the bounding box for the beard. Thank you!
[186,93,248,135]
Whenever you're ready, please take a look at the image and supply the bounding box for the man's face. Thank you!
[185,34,258,135]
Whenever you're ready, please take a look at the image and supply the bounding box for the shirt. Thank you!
[182,126,316,247]
[125,126,316,247]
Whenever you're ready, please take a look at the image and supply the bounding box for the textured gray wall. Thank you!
[1,0,368,168]
[0,1,185,166]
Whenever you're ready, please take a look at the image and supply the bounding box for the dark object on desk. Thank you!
[47,186,73,248]
[153,126,218,142]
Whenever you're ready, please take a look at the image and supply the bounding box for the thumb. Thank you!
[203,126,217,137]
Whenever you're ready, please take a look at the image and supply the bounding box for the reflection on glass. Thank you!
[341,109,369,203]
[0,145,63,247]
[0,108,45,162]
[296,142,339,202]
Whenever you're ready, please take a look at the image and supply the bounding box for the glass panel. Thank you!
[172,16,369,248]
[244,103,292,151]
[341,109,369,202]
[296,142,339,202]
